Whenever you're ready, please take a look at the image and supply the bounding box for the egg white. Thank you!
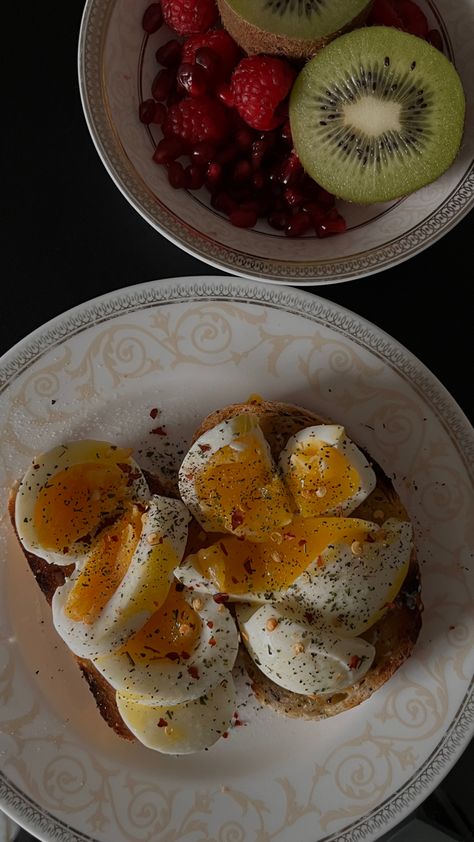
[91,591,239,705]
[52,496,190,659]
[236,603,375,697]
[116,677,237,754]
[281,519,413,636]
[15,440,149,567]
[279,425,376,516]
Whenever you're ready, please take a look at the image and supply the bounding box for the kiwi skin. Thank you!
[217,0,374,60]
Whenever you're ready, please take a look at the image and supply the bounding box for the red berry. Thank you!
[283,187,304,210]
[427,28,443,51]
[369,0,404,27]
[268,210,290,230]
[212,192,238,215]
[206,161,223,187]
[229,208,258,228]
[142,3,164,34]
[177,62,209,97]
[285,211,312,237]
[153,136,188,164]
[303,201,325,228]
[152,102,167,125]
[236,127,255,150]
[182,30,241,79]
[251,135,275,171]
[280,120,293,145]
[155,39,182,67]
[191,140,216,168]
[163,96,230,146]
[161,0,218,36]
[216,83,234,108]
[195,48,222,84]
[396,0,429,38]
[317,212,347,238]
[230,56,296,131]
[139,98,157,124]
[185,164,205,190]
[152,68,175,100]
[233,160,252,182]
[216,143,239,166]
[167,160,187,188]
[316,187,336,208]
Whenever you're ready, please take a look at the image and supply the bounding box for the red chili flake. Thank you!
[166,651,180,661]
[284,532,296,541]
[157,718,168,728]
[244,558,255,575]
[213,593,229,604]
[181,650,191,660]
[219,542,229,556]
[188,665,200,679]
[316,555,324,568]
[198,443,211,452]
[298,539,307,547]
[207,620,214,629]
[231,509,245,530]
[348,655,361,670]
[151,425,167,436]
[208,637,217,647]
[222,731,229,739]
[149,407,160,419]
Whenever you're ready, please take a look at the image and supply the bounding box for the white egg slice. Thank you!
[15,440,150,566]
[52,496,190,659]
[92,590,239,706]
[178,413,293,541]
[281,519,413,637]
[279,425,376,517]
[116,677,237,754]
[236,603,375,697]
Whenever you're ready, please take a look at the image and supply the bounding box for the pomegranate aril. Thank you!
[206,161,223,187]
[195,47,222,83]
[212,192,238,215]
[280,120,292,145]
[252,171,266,190]
[191,141,217,168]
[303,201,325,227]
[428,28,443,51]
[233,160,252,182]
[152,102,167,125]
[396,0,429,38]
[216,83,234,108]
[285,211,312,238]
[152,68,175,101]
[142,3,163,34]
[153,136,188,164]
[177,62,210,97]
[230,208,258,228]
[251,135,274,171]
[268,210,290,230]
[369,0,404,28]
[185,164,205,190]
[283,187,304,210]
[139,98,157,124]
[316,187,336,208]
[156,39,182,68]
[317,213,347,238]
[216,144,240,166]
[236,127,255,150]
[167,161,187,189]
[279,151,302,186]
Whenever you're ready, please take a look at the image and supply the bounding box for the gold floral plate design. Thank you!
[0,277,473,842]
[78,0,474,284]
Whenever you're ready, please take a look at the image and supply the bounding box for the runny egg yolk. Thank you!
[189,517,371,594]
[65,505,143,624]
[286,440,360,516]
[120,585,201,662]
[194,429,293,540]
[33,453,134,552]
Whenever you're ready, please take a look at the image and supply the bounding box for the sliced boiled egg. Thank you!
[91,585,239,705]
[178,414,294,542]
[175,516,379,603]
[281,518,413,636]
[15,440,149,566]
[52,496,190,658]
[236,603,375,697]
[279,425,376,517]
[116,677,236,754]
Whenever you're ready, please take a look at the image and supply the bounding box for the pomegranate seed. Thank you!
[280,120,292,145]
[251,137,272,171]
[230,208,258,228]
[396,0,429,39]
[152,102,167,125]
[139,98,157,124]
[156,39,182,68]
[212,192,238,215]
[153,136,188,164]
[252,171,266,190]
[317,212,347,237]
[303,201,325,227]
[216,144,240,166]
[268,210,290,230]
[316,187,336,208]
[191,141,216,168]
[195,47,222,83]
[285,211,312,237]
[278,151,302,186]
[239,199,259,214]
[206,161,223,187]
[216,83,234,108]
[233,160,251,182]
[167,160,187,188]
[185,164,205,190]
[142,3,163,34]
[283,187,304,210]
[177,62,209,97]
[152,68,175,101]
[427,28,443,51]
[166,89,183,107]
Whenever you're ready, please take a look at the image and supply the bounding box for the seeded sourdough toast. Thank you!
[9,399,422,743]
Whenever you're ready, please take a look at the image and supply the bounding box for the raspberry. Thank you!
[182,30,241,79]
[230,56,296,132]
[163,96,230,146]
[369,0,404,28]
[161,0,218,36]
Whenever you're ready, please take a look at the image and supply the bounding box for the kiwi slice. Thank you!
[217,0,373,59]
[289,27,466,204]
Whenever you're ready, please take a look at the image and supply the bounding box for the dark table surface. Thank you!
[3,2,473,840]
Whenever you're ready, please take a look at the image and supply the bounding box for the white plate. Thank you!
[78,0,474,285]
[0,277,473,842]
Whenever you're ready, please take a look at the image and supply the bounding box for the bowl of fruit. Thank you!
[78,0,473,284]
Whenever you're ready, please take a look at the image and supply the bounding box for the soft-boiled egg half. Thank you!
[91,585,239,705]
[116,677,237,754]
[279,425,376,517]
[178,414,294,542]
[52,495,190,658]
[15,440,149,566]
[236,603,375,696]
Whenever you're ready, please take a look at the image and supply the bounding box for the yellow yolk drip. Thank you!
[286,441,360,516]
[65,506,143,623]
[121,586,201,662]
[33,456,133,551]
[194,430,293,540]
[190,517,372,594]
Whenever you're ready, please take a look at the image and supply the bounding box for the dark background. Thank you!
[2,2,473,840]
